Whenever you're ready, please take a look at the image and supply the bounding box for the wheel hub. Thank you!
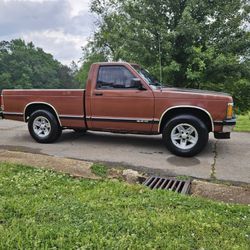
[170,123,198,150]
[181,133,188,139]
[33,116,51,138]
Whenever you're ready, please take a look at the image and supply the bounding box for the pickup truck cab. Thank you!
[0,62,236,157]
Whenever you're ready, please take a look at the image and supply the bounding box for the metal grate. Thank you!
[143,176,191,194]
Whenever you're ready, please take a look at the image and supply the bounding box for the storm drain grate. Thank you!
[143,176,191,194]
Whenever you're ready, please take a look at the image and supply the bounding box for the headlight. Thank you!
[226,103,234,119]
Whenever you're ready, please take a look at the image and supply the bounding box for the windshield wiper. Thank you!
[149,82,163,89]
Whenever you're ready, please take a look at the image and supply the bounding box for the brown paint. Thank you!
[1,62,234,134]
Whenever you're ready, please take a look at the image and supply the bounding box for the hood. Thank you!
[163,87,230,96]
[157,87,233,102]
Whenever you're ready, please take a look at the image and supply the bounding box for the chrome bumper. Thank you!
[222,125,235,133]
[222,118,236,132]
[214,118,236,129]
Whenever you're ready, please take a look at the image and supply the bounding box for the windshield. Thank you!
[132,65,161,88]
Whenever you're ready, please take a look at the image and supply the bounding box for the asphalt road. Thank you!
[0,119,250,183]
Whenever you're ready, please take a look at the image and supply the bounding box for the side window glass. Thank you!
[96,66,136,89]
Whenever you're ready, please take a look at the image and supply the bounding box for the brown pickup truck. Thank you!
[0,62,236,157]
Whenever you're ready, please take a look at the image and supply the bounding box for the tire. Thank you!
[162,114,208,157]
[28,110,62,143]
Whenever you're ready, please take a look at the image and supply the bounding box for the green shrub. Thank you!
[201,80,250,113]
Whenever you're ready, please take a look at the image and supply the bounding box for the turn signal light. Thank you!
[226,103,234,119]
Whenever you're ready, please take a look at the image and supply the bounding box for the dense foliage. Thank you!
[0,163,249,249]
[78,0,250,112]
[0,39,80,90]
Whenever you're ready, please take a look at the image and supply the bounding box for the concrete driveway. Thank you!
[0,119,250,183]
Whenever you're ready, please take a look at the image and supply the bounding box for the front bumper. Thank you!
[214,117,236,139]
[222,118,236,132]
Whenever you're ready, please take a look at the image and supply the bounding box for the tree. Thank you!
[84,0,250,111]
[0,39,79,90]
[76,43,107,87]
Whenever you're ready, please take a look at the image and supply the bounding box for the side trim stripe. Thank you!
[214,119,236,126]
[59,115,84,120]
[3,112,23,116]
[214,121,223,125]
[89,117,159,124]
[58,115,159,124]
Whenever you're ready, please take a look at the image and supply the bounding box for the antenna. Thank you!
[158,34,163,83]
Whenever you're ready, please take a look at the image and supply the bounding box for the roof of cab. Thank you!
[93,62,139,67]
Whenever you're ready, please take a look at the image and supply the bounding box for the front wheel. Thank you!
[28,110,62,143]
[162,115,208,157]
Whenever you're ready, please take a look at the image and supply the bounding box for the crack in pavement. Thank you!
[210,140,218,180]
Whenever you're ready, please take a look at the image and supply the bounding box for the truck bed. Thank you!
[1,89,86,129]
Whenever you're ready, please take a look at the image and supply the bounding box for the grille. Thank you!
[143,176,191,194]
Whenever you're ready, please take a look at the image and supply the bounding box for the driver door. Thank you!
[90,65,155,132]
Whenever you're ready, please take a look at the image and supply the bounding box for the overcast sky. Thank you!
[0,0,95,65]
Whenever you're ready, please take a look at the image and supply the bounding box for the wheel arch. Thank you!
[158,106,214,133]
[24,102,62,126]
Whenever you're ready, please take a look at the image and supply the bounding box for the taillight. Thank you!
[0,91,3,110]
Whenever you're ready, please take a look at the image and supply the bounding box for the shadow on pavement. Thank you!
[59,131,164,148]
[57,131,214,158]
[166,156,200,167]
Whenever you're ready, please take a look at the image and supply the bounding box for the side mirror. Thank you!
[131,78,146,90]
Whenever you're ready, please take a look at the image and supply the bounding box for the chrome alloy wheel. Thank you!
[170,123,198,150]
[33,116,51,138]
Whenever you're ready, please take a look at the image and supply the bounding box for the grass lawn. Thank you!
[0,163,249,249]
[235,113,250,132]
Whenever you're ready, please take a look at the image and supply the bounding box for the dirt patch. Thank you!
[0,149,99,179]
[191,180,250,204]
[108,168,123,179]
[0,145,42,154]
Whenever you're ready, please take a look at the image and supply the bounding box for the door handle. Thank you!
[95,93,103,96]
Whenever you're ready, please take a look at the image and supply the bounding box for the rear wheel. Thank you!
[28,110,62,143]
[162,115,208,157]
